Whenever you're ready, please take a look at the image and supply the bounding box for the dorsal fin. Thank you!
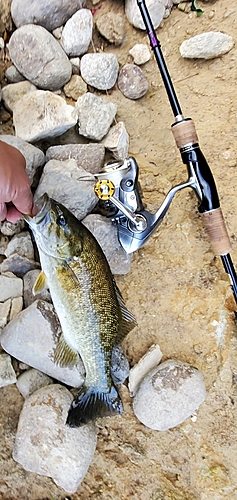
[54,334,79,367]
[113,280,137,343]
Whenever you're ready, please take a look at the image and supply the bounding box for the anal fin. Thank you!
[54,334,79,367]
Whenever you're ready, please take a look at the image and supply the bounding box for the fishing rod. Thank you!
[94,0,237,313]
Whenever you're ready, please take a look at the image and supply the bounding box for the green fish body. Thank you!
[26,194,136,427]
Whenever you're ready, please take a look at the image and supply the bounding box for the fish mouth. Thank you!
[24,193,51,228]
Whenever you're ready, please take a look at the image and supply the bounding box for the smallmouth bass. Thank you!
[25,193,137,427]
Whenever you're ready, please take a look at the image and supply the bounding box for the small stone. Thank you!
[125,0,167,30]
[45,143,105,173]
[9,24,72,90]
[5,65,25,83]
[4,231,34,260]
[52,26,63,39]
[118,63,149,100]
[0,299,11,328]
[0,352,17,387]
[0,234,9,255]
[70,57,81,75]
[1,253,40,278]
[61,9,93,57]
[80,53,119,91]
[1,218,25,236]
[180,32,234,59]
[76,92,117,141]
[133,359,206,430]
[16,368,53,398]
[13,385,97,493]
[11,0,86,31]
[129,43,151,65]
[9,296,23,321]
[111,345,130,385]
[63,74,87,100]
[129,344,163,397]
[96,12,125,46]
[1,81,37,113]
[102,121,129,160]
[13,90,78,143]
[0,272,23,301]
[34,159,98,220]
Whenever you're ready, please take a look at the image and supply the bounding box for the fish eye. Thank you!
[57,214,66,227]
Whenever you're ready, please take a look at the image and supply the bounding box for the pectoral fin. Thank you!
[54,334,79,367]
[33,270,48,295]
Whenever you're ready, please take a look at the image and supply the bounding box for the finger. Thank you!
[0,202,7,222]
[12,187,34,217]
[6,206,22,223]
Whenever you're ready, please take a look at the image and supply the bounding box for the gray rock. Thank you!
[118,63,149,100]
[1,299,85,387]
[9,296,23,321]
[0,218,25,236]
[129,344,163,397]
[1,253,40,277]
[82,214,132,275]
[0,353,17,388]
[180,32,234,59]
[0,0,12,36]
[0,299,11,328]
[0,272,23,301]
[111,345,130,385]
[5,65,25,83]
[0,234,9,255]
[23,269,51,308]
[9,25,72,90]
[129,43,151,65]
[80,53,119,91]
[45,143,105,173]
[13,90,77,143]
[133,359,206,430]
[34,159,98,220]
[4,231,34,260]
[96,12,125,46]
[61,9,93,57]
[13,385,97,493]
[16,368,53,398]
[76,92,117,141]
[125,0,167,30]
[70,57,81,75]
[11,0,86,31]
[0,135,45,185]
[1,81,37,113]
[102,121,129,160]
[63,74,87,100]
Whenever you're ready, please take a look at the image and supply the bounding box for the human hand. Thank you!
[0,140,37,223]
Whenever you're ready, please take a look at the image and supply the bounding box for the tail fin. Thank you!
[66,384,123,427]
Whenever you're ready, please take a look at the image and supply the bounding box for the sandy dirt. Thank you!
[1,0,237,498]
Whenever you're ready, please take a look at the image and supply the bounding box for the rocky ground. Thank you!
[1,0,237,499]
